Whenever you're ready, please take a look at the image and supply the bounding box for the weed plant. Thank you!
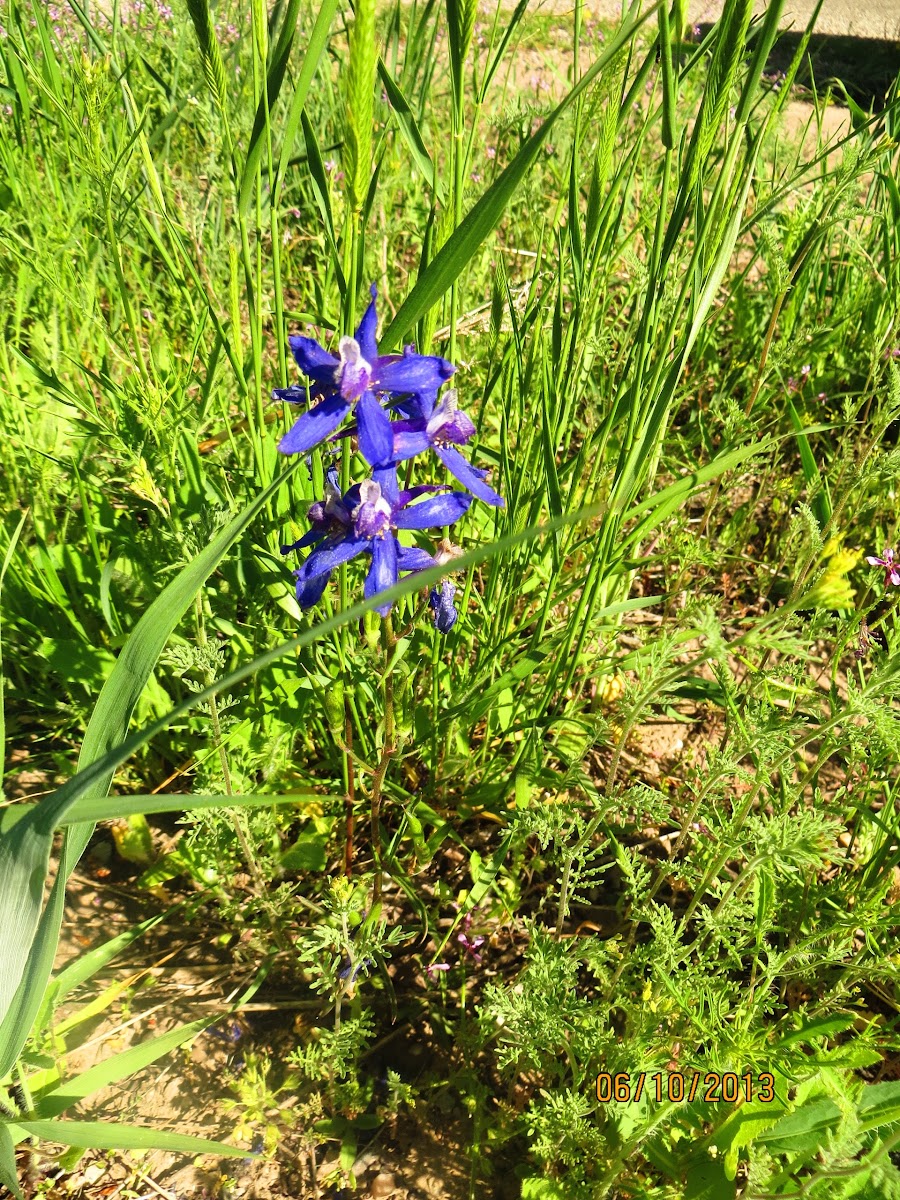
[2,0,900,1195]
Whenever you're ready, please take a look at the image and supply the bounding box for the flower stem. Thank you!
[370,614,398,904]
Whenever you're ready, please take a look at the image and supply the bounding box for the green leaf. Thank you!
[378,58,443,202]
[280,827,329,872]
[624,441,772,546]
[0,512,27,801]
[0,1123,23,1200]
[37,908,171,1030]
[274,0,340,202]
[238,0,304,215]
[378,0,649,351]
[521,1179,568,1200]
[763,1098,842,1153]
[32,1014,220,1119]
[857,1081,900,1133]
[775,1013,858,1047]
[49,791,335,827]
[6,1120,250,1157]
[685,1156,736,1200]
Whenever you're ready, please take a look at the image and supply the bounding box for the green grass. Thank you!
[2,0,900,1195]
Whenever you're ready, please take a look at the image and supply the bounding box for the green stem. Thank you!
[371,614,398,904]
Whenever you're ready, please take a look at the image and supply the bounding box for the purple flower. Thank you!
[866,547,900,588]
[286,467,472,617]
[274,286,455,464]
[457,931,485,963]
[429,580,458,633]
[426,962,450,977]
[389,390,503,506]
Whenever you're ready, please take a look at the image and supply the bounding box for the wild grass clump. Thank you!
[2,0,900,1196]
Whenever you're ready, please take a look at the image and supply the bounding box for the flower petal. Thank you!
[429,580,458,633]
[279,395,351,456]
[436,445,504,507]
[365,535,399,617]
[394,391,436,420]
[289,336,339,390]
[394,491,473,530]
[354,285,379,363]
[271,385,309,405]
[373,464,400,506]
[295,568,332,609]
[375,350,455,396]
[393,429,431,462]
[397,545,436,572]
[866,556,885,567]
[298,535,368,581]
[356,391,394,467]
[281,529,326,554]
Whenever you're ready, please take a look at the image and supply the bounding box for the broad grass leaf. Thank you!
[239,0,339,214]
[274,0,340,203]
[50,790,337,827]
[36,909,171,1033]
[684,1156,735,1199]
[856,1081,900,1133]
[0,512,27,799]
[0,1124,22,1200]
[239,0,303,215]
[6,1120,250,1156]
[32,1014,222,1119]
[378,58,443,202]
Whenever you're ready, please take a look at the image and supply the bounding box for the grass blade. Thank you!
[0,512,27,800]
[0,1124,22,1200]
[6,1120,250,1156]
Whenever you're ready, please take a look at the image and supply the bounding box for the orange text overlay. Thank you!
[595,1072,776,1104]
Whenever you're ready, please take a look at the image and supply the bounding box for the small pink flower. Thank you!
[866,547,900,588]
[458,932,485,963]
[426,962,450,977]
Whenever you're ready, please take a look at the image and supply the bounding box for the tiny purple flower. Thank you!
[457,931,485,963]
[866,547,900,588]
[426,962,451,977]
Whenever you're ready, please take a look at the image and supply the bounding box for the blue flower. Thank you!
[429,580,459,633]
[274,286,455,465]
[388,389,503,506]
[288,467,472,617]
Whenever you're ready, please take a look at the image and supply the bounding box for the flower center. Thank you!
[353,479,393,539]
[335,336,373,401]
[426,389,476,446]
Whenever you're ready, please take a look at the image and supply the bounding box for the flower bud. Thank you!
[323,678,345,733]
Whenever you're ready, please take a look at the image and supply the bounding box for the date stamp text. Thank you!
[595,1071,775,1104]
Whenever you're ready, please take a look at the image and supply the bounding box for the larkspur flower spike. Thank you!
[866,547,900,589]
